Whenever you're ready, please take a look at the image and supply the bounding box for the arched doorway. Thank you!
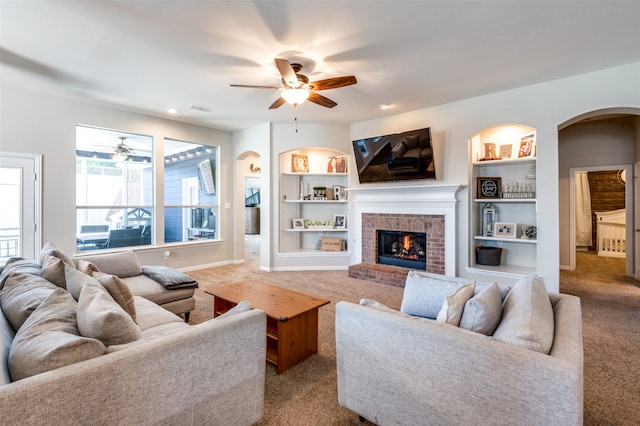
[236,150,262,267]
[558,108,640,280]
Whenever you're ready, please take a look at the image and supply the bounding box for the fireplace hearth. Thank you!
[377,230,427,270]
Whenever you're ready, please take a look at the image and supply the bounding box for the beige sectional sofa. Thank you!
[0,243,266,425]
[336,272,583,425]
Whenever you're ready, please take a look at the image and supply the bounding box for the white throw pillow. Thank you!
[459,282,503,335]
[400,271,475,319]
[436,283,476,326]
[492,275,555,354]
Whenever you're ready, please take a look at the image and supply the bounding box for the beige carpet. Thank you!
[187,238,639,425]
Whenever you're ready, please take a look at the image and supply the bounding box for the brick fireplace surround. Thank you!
[348,185,461,287]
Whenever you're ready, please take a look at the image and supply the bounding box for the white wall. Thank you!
[350,61,640,291]
[558,117,637,268]
[0,86,235,269]
[233,123,270,269]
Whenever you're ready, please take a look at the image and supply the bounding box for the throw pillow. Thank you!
[77,250,141,278]
[76,259,101,276]
[77,282,143,346]
[216,300,251,320]
[400,271,475,319]
[0,272,58,331]
[65,265,102,301]
[8,288,106,381]
[40,255,67,288]
[436,283,476,326]
[39,241,75,269]
[459,282,503,335]
[94,274,137,323]
[492,275,555,354]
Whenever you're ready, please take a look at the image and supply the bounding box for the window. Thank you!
[164,139,218,243]
[76,126,153,251]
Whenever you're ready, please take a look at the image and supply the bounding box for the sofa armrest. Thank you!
[0,309,266,426]
[336,300,582,426]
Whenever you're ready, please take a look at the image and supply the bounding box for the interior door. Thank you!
[0,152,41,261]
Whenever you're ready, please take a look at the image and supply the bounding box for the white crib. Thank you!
[595,209,626,258]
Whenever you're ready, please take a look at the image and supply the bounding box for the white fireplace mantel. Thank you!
[349,184,463,276]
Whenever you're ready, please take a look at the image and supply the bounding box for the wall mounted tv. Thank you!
[352,127,435,183]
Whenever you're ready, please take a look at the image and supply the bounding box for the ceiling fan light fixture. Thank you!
[111,151,128,161]
[281,88,309,106]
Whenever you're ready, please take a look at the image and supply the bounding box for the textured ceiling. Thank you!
[2,1,640,132]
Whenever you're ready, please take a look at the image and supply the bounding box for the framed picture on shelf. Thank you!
[291,154,309,173]
[499,144,513,160]
[333,214,346,229]
[477,177,502,199]
[333,185,347,200]
[327,156,347,173]
[292,218,305,230]
[495,222,517,238]
[518,132,536,158]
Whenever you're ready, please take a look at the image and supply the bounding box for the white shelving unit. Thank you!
[468,125,538,279]
[278,149,350,265]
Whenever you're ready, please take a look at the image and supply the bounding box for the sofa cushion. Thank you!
[8,288,106,381]
[391,141,407,157]
[75,250,141,278]
[0,272,58,331]
[0,310,15,385]
[94,274,137,323]
[459,282,503,335]
[40,255,67,289]
[436,283,476,326]
[77,281,143,346]
[403,134,420,149]
[492,275,555,354]
[65,265,102,300]
[132,296,185,331]
[0,258,41,290]
[39,241,75,269]
[120,274,195,305]
[400,271,475,319]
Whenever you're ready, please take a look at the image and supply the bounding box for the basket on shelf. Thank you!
[476,246,502,266]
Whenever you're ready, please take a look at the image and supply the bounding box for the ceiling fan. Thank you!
[110,137,135,160]
[231,58,357,109]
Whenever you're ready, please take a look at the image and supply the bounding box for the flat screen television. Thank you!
[352,127,435,183]
[245,188,260,207]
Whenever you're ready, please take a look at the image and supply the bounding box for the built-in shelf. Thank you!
[473,198,536,203]
[278,148,350,269]
[469,124,538,280]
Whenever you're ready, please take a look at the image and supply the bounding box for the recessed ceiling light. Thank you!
[379,103,391,110]
[168,108,178,114]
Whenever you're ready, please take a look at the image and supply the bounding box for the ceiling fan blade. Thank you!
[310,76,357,91]
[269,96,287,109]
[307,92,337,108]
[275,58,298,87]
[230,84,280,90]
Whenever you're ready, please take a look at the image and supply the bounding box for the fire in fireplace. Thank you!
[377,230,427,270]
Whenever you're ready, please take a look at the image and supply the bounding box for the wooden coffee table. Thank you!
[204,280,330,374]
